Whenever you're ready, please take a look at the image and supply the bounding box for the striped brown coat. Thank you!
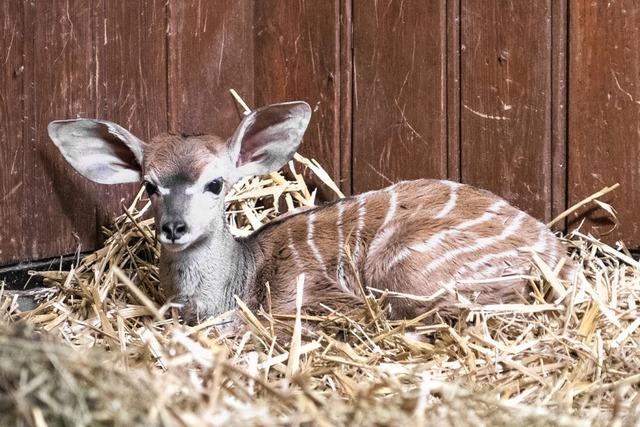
[48,101,571,323]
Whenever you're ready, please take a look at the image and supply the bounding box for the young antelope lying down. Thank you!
[48,102,571,323]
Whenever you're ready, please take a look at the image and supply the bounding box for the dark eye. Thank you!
[205,178,223,195]
[144,181,158,196]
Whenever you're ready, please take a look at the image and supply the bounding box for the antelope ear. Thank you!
[227,101,311,181]
[47,119,145,184]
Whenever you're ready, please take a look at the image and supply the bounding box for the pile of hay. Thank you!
[2,152,639,426]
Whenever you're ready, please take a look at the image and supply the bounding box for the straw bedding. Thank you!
[1,154,639,426]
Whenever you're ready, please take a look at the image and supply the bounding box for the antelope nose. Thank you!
[161,221,188,241]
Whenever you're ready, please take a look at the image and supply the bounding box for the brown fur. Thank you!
[246,180,571,318]
[144,135,227,182]
[139,136,571,320]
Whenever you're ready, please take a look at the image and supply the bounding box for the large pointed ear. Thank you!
[47,119,145,184]
[227,101,311,180]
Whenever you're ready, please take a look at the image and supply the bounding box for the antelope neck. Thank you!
[159,224,256,317]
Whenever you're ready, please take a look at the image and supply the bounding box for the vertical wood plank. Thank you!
[447,0,461,181]
[254,0,342,195]
[95,0,167,230]
[23,0,99,261]
[352,0,448,193]
[339,0,353,196]
[0,1,25,264]
[460,1,552,221]
[568,0,640,246]
[168,0,254,138]
[551,0,568,226]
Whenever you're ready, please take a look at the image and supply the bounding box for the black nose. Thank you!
[161,221,188,241]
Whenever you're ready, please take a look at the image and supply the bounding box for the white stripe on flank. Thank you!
[520,227,559,270]
[336,201,345,283]
[465,224,551,275]
[336,263,350,294]
[307,212,325,267]
[307,212,335,285]
[519,227,548,254]
[388,199,507,268]
[466,249,519,272]
[457,200,507,229]
[435,181,460,219]
[352,195,368,264]
[388,247,413,267]
[382,187,399,225]
[367,187,399,256]
[425,211,527,273]
[287,227,303,270]
[370,227,396,257]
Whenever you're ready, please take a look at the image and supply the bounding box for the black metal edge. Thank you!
[0,254,85,290]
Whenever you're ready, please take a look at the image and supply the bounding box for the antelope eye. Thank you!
[205,178,223,195]
[144,181,158,196]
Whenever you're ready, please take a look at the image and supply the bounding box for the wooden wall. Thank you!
[1,0,639,266]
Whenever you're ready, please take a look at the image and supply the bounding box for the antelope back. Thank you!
[253,179,568,317]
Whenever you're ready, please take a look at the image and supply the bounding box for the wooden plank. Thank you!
[551,0,569,227]
[352,0,447,193]
[23,0,99,261]
[460,1,552,221]
[340,0,353,196]
[446,0,461,181]
[95,0,167,231]
[167,0,254,138]
[568,0,640,246]
[0,1,25,265]
[254,0,342,198]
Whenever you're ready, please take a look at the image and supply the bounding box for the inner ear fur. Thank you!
[228,101,312,181]
[48,119,145,185]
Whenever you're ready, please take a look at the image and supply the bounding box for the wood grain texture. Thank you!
[0,0,25,264]
[460,1,552,221]
[339,0,353,196]
[167,0,254,138]
[95,0,167,232]
[568,0,640,245]
[23,0,99,261]
[352,0,447,193]
[4,0,640,267]
[254,0,342,196]
[446,0,461,181]
[551,0,568,226]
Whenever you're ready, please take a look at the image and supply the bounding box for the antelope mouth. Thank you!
[159,237,195,252]
[161,242,191,252]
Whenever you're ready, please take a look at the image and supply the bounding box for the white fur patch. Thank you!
[466,249,520,272]
[306,212,335,286]
[352,195,368,264]
[287,227,303,270]
[425,211,526,273]
[307,212,325,268]
[181,190,219,244]
[185,162,228,195]
[368,187,399,257]
[388,246,413,267]
[388,199,507,268]
[434,181,460,219]
[144,173,170,195]
[336,201,345,283]
[518,227,548,254]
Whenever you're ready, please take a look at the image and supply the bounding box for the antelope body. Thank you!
[48,102,570,323]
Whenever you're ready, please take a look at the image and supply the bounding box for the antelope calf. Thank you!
[48,102,571,323]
